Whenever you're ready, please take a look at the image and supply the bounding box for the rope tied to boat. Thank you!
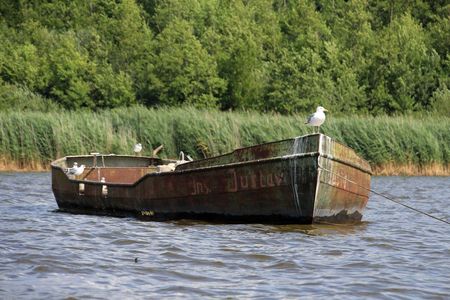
[318,165,450,225]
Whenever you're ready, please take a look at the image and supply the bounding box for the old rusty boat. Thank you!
[51,133,372,224]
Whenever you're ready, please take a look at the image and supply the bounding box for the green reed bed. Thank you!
[0,107,448,172]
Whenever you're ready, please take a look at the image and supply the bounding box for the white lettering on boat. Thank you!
[141,210,154,216]
[189,169,287,195]
[227,169,286,193]
[190,180,211,195]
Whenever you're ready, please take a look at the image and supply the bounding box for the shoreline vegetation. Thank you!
[1,1,449,177]
[1,107,448,176]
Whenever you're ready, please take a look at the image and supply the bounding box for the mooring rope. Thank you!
[318,166,450,225]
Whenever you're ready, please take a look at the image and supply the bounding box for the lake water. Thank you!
[0,173,449,299]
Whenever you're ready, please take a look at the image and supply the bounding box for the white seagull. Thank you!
[177,151,193,165]
[73,164,85,176]
[134,143,142,155]
[66,162,78,175]
[305,106,328,133]
[66,162,85,176]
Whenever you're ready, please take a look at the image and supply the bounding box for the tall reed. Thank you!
[0,107,448,174]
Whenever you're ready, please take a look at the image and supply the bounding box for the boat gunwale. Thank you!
[52,150,371,189]
[51,133,370,172]
[172,133,364,168]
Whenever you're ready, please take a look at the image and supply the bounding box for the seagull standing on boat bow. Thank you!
[305,106,328,133]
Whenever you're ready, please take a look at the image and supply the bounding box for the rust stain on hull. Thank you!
[52,134,371,224]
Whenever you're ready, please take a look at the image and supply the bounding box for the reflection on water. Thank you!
[269,222,369,236]
[0,173,449,299]
[171,219,370,236]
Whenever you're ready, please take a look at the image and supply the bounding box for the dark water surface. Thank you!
[0,173,449,299]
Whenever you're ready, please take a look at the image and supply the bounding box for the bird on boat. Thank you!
[66,162,78,175]
[66,162,85,176]
[134,143,142,156]
[305,106,328,133]
[73,164,85,176]
[157,151,194,173]
[176,151,193,165]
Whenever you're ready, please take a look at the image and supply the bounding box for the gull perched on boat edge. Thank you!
[66,162,85,176]
[66,162,78,175]
[134,143,142,156]
[305,106,328,133]
[177,151,194,165]
[73,164,85,176]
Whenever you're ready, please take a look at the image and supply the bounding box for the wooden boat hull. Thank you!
[51,134,371,224]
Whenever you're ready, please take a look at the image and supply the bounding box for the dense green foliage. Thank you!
[0,107,448,169]
[0,0,448,114]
